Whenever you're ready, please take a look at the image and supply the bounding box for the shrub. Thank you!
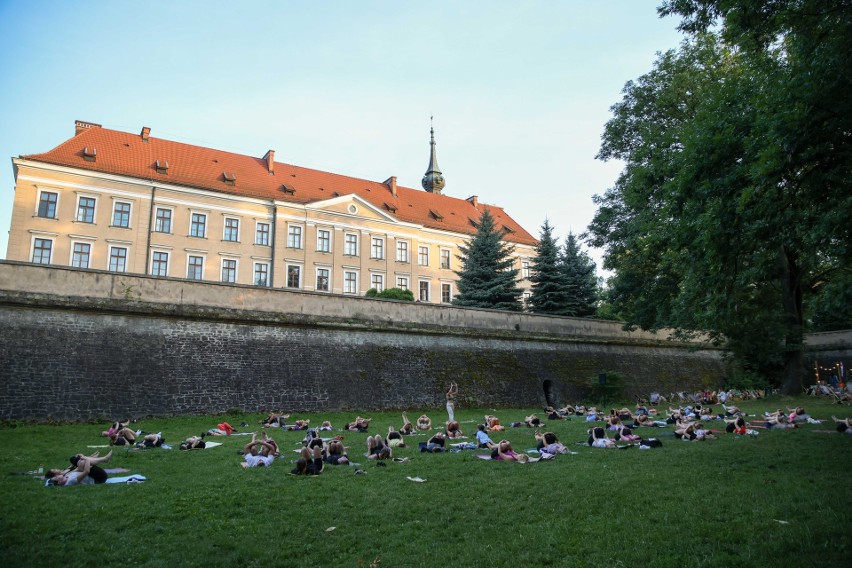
[365,288,414,301]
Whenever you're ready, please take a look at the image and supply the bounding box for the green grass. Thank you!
[1,396,850,567]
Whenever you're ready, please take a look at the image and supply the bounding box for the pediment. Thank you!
[307,194,399,223]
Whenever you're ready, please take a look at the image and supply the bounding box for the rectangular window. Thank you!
[317,229,331,252]
[316,268,330,291]
[255,222,270,246]
[344,271,357,294]
[419,281,430,302]
[287,265,301,288]
[254,262,269,286]
[440,249,451,270]
[523,291,532,308]
[76,196,96,223]
[442,283,452,303]
[221,259,237,283]
[522,261,531,279]
[396,276,409,290]
[287,225,303,248]
[32,238,53,264]
[223,218,240,242]
[371,237,384,260]
[152,251,169,276]
[108,247,127,272]
[190,213,207,238]
[396,240,409,262]
[112,202,131,228]
[418,246,429,266]
[37,191,58,218]
[155,208,172,233]
[371,273,384,292]
[187,255,204,281]
[345,233,358,256]
[71,242,91,268]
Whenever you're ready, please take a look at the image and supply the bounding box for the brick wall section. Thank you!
[0,262,734,421]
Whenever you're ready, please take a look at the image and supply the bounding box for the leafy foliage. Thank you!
[589,3,852,393]
[365,287,415,301]
[452,209,523,311]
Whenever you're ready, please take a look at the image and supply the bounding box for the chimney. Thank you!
[384,176,397,197]
[263,149,275,174]
[467,195,479,209]
[74,120,101,136]
[141,126,151,141]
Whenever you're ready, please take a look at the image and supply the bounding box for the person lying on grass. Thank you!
[45,450,112,486]
[101,419,132,438]
[367,435,392,460]
[136,432,165,449]
[612,408,635,421]
[485,415,504,432]
[832,416,852,433]
[208,422,235,436]
[345,417,371,432]
[241,434,276,467]
[605,414,622,430]
[387,426,406,448]
[318,420,333,431]
[292,446,324,475]
[400,412,414,435]
[323,440,350,465]
[613,425,641,443]
[535,431,568,455]
[588,427,617,448]
[179,435,206,450]
[765,414,797,429]
[260,411,289,427]
[446,420,465,438]
[110,426,137,446]
[721,404,744,417]
[424,431,446,452]
[417,414,432,430]
[491,440,525,461]
[476,424,496,449]
[524,414,543,427]
[724,416,748,435]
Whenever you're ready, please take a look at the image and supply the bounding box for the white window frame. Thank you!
[419,280,430,302]
[396,276,409,290]
[396,240,409,263]
[371,237,384,260]
[255,221,271,246]
[371,273,384,292]
[221,258,238,283]
[418,245,429,266]
[440,248,451,270]
[154,206,173,234]
[190,211,208,238]
[187,254,206,281]
[31,236,55,265]
[75,194,98,224]
[108,246,128,273]
[286,264,302,289]
[151,250,170,277]
[344,270,358,294]
[111,200,132,228]
[70,240,92,269]
[254,261,270,287]
[317,228,331,253]
[223,216,241,242]
[36,189,60,219]
[344,233,358,256]
[315,267,331,292]
[522,260,531,279]
[287,224,303,249]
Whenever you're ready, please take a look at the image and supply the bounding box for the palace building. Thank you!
[6,120,537,304]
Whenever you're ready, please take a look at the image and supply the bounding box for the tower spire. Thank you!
[421,116,445,194]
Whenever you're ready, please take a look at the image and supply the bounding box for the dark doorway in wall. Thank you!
[542,380,556,407]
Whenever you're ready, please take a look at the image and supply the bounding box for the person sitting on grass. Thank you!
[475,424,496,449]
[291,446,324,475]
[424,431,447,452]
[323,440,350,465]
[417,414,432,430]
[179,435,206,450]
[241,434,276,467]
[387,426,406,448]
[588,426,616,448]
[446,420,465,438]
[485,415,505,432]
[45,450,113,486]
[367,435,392,460]
[400,412,414,435]
[135,432,165,448]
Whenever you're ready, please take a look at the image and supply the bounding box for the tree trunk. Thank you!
[779,247,805,395]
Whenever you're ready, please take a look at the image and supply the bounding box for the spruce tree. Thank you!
[453,209,523,311]
[559,232,598,317]
[529,220,570,314]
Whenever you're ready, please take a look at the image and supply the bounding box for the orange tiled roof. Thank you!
[21,123,537,246]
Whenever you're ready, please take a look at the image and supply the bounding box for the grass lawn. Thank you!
[0,396,850,567]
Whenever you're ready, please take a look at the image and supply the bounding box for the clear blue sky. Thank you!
[0,1,684,272]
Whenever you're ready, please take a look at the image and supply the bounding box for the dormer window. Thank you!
[429,209,444,221]
[223,172,236,186]
[281,184,296,195]
[384,202,397,213]
[502,225,515,234]
[83,147,97,162]
[155,160,169,175]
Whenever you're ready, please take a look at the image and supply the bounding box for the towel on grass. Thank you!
[204,442,223,449]
[105,475,146,484]
[475,454,543,462]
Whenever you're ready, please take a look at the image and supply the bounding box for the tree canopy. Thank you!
[588,1,852,393]
[452,209,523,311]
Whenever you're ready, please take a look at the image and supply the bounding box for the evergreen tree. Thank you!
[559,232,598,317]
[453,209,523,311]
[529,220,570,314]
